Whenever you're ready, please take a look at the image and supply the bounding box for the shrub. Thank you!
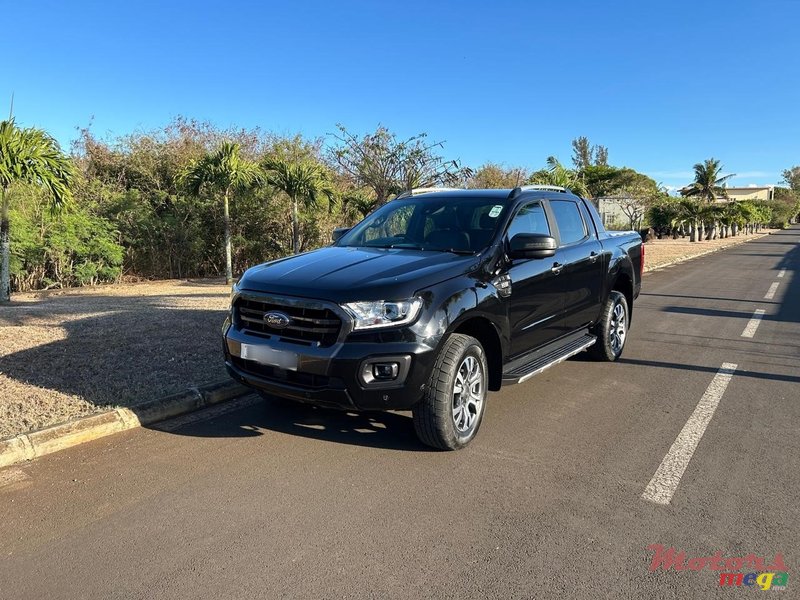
[9,187,124,291]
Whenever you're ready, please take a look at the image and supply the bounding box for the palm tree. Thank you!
[681,158,735,202]
[754,204,772,232]
[341,190,375,222]
[528,156,589,196]
[702,203,724,240]
[262,157,334,254]
[672,199,705,242]
[0,119,74,303]
[725,202,738,236]
[180,141,260,284]
[731,201,754,235]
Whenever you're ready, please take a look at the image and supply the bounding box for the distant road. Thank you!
[2,226,798,599]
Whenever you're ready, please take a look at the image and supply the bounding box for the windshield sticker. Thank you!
[488,205,503,218]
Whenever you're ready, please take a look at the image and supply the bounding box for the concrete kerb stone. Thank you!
[0,380,249,469]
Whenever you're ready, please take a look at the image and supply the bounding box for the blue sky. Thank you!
[2,0,798,191]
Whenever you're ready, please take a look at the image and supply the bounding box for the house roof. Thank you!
[678,185,774,194]
[721,186,774,192]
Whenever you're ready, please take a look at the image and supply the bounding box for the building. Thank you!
[677,185,775,203]
[718,186,774,202]
[593,196,644,229]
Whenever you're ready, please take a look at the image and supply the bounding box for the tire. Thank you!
[413,333,488,450]
[589,290,629,362]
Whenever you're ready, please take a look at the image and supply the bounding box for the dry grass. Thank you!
[0,279,230,439]
[643,230,774,271]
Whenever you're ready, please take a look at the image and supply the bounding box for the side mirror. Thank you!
[509,233,557,259]
[331,227,351,243]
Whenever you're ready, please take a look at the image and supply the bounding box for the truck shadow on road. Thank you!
[256,400,429,451]
[152,395,430,451]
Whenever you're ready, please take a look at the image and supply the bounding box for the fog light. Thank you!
[359,355,411,388]
[373,362,399,380]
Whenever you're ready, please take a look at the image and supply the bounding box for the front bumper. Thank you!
[223,319,438,411]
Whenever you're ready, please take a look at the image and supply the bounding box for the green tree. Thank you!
[594,145,609,166]
[571,137,593,170]
[0,119,74,302]
[673,199,705,242]
[582,165,626,199]
[528,156,589,196]
[571,136,608,169]
[782,166,800,192]
[681,158,735,202]
[262,156,335,254]
[647,196,682,238]
[180,141,261,284]
[701,203,724,240]
[9,187,123,291]
[340,190,375,221]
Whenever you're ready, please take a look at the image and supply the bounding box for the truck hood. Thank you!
[237,246,479,302]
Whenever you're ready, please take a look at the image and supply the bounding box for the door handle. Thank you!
[551,262,564,275]
[589,251,599,263]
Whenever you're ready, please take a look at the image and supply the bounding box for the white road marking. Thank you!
[777,269,786,278]
[642,363,738,505]
[741,309,766,338]
[765,282,780,300]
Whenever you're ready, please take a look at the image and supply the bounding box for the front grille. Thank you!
[231,356,344,390]
[234,295,342,347]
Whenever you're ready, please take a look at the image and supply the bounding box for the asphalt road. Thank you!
[2,227,798,599]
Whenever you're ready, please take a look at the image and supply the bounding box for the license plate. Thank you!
[240,344,298,371]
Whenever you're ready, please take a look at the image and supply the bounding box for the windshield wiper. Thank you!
[434,248,475,255]
[388,243,425,250]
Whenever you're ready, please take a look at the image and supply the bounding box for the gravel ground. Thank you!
[643,230,774,271]
[0,279,230,439]
[0,229,775,440]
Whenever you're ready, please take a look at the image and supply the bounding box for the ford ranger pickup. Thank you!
[223,185,643,449]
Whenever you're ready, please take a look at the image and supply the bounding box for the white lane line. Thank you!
[765,282,780,300]
[777,269,786,278]
[641,363,738,506]
[741,309,766,338]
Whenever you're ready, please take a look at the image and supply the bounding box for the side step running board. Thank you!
[502,333,597,385]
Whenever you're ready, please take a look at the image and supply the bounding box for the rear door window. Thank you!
[549,200,588,245]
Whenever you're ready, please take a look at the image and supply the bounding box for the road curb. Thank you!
[644,231,772,274]
[0,380,250,469]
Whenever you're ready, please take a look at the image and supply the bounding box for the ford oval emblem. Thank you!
[264,311,291,329]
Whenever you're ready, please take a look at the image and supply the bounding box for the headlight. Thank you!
[342,298,423,330]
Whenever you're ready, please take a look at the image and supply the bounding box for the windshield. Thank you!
[336,196,509,253]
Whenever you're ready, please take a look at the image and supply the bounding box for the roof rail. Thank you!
[508,184,572,199]
[394,187,462,199]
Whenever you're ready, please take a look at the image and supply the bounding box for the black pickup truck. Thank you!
[223,186,643,449]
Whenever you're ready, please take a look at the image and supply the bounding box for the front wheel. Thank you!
[413,333,488,450]
[589,290,629,362]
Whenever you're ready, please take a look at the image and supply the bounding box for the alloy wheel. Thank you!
[609,301,627,354]
[452,355,484,433]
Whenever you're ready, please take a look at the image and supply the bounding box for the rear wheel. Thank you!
[589,290,629,362]
[413,333,488,450]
